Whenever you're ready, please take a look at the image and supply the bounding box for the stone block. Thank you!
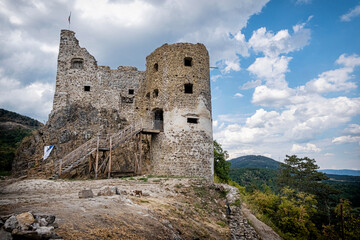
[78,189,94,198]
[97,186,118,196]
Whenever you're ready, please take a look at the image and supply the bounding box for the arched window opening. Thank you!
[71,58,84,69]
[153,89,159,98]
[154,63,158,71]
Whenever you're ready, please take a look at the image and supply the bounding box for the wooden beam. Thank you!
[89,155,92,176]
[59,160,62,177]
[139,133,142,175]
[108,137,112,179]
[95,136,99,179]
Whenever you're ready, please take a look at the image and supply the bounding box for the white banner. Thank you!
[43,145,54,160]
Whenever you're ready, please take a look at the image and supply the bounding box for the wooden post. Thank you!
[95,136,99,179]
[108,137,112,179]
[59,160,62,177]
[139,133,142,175]
[89,155,92,176]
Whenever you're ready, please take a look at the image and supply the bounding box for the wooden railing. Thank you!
[53,118,161,179]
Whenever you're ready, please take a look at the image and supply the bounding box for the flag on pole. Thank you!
[68,12,71,25]
[43,145,54,160]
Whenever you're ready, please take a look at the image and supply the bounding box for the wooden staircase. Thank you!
[52,119,159,179]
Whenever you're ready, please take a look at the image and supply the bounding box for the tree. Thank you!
[277,155,338,226]
[213,140,230,182]
[278,155,329,194]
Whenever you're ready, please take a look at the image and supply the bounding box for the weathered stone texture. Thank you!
[14,30,213,180]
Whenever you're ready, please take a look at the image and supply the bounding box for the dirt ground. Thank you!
[0,176,231,240]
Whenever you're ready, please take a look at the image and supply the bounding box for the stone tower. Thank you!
[136,43,214,179]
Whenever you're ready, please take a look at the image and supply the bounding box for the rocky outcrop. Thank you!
[13,103,151,178]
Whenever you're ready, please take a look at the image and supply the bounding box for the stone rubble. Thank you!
[222,184,260,240]
[1,212,61,240]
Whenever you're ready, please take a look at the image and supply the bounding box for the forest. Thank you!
[214,141,360,239]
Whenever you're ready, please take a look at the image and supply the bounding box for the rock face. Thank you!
[13,30,214,180]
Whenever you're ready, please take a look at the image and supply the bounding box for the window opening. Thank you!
[184,57,192,67]
[153,89,159,98]
[84,86,91,92]
[154,109,164,131]
[146,92,150,99]
[128,89,134,95]
[71,58,84,69]
[184,84,193,94]
[187,118,198,124]
[154,63,158,71]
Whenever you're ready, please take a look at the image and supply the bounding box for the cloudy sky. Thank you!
[0,0,359,169]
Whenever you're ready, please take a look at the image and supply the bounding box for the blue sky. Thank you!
[0,0,359,169]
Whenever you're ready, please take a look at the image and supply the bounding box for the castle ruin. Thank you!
[13,30,214,180]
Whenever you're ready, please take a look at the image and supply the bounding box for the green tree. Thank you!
[213,140,230,182]
[277,155,338,227]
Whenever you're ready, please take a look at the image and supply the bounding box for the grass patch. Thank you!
[138,177,148,182]
[140,200,150,203]
[216,221,226,227]
[193,186,207,197]
[152,179,161,182]
[175,183,183,188]
[231,199,241,207]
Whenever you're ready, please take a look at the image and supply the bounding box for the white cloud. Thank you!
[291,143,321,153]
[344,124,360,135]
[234,93,244,98]
[211,74,222,82]
[340,4,360,22]
[332,135,360,145]
[296,0,312,5]
[245,109,280,128]
[305,54,360,93]
[248,24,310,58]
[252,85,293,107]
[324,153,335,157]
[241,79,262,89]
[305,67,356,93]
[0,69,54,121]
[248,56,292,87]
[246,21,311,88]
[336,53,360,67]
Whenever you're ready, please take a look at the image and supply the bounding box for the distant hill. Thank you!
[0,108,43,174]
[319,169,360,176]
[229,155,281,169]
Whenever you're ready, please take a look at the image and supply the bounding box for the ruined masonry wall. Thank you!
[50,30,213,180]
[52,30,145,125]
